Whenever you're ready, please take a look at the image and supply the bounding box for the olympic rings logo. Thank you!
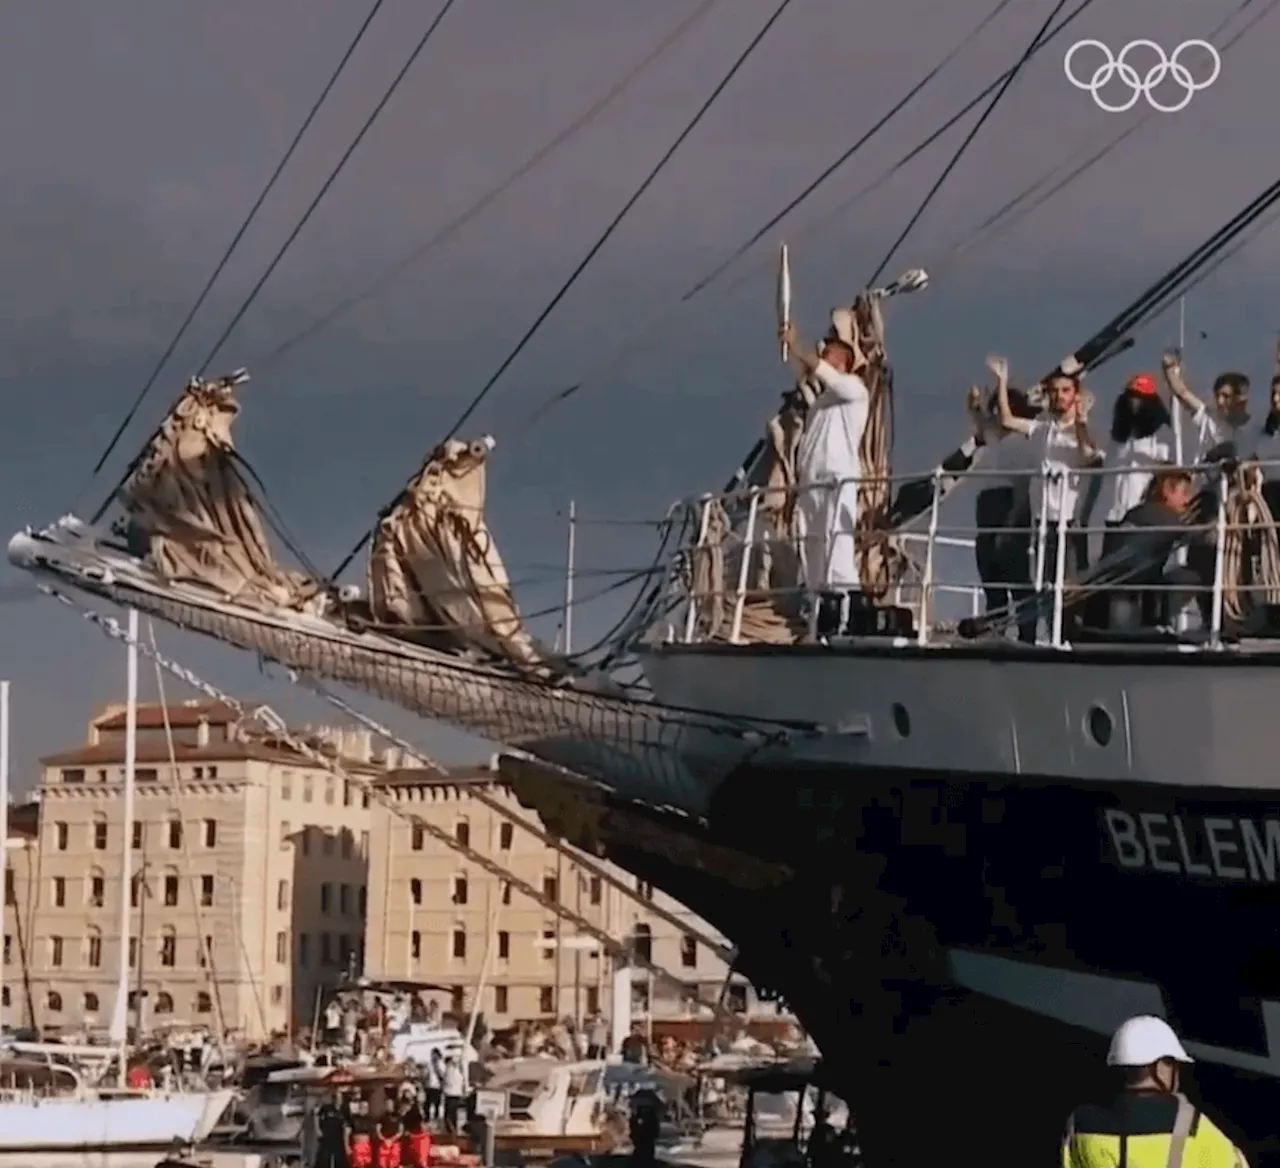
[1063,40,1221,112]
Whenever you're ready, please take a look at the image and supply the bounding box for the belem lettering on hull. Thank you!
[1103,808,1280,882]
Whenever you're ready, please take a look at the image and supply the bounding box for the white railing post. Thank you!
[917,469,942,646]
[728,491,761,644]
[682,496,714,644]
[1051,502,1068,647]
[1210,472,1229,645]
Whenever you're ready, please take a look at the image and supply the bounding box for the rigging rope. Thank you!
[77,0,389,503]
[867,0,1071,286]
[325,0,799,586]
[681,0,1016,301]
[88,0,460,526]
[251,0,723,374]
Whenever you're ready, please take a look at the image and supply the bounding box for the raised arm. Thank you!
[780,323,821,378]
[1161,350,1205,414]
[989,355,1032,435]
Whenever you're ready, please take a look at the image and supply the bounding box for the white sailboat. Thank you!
[0,625,235,1159]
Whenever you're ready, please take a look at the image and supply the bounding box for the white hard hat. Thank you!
[1107,1016,1194,1067]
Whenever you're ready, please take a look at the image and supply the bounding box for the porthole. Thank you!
[891,703,911,739]
[1085,704,1113,747]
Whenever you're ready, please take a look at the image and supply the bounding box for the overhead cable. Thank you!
[251,0,723,373]
[78,0,389,495]
[867,0,1071,284]
[90,0,460,526]
[324,0,799,586]
[681,0,1016,301]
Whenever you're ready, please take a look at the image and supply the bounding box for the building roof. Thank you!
[41,738,382,772]
[374,766,497,789]
[92,699,239,732]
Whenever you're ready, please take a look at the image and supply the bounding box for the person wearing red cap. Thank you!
[1096,372,1173,560]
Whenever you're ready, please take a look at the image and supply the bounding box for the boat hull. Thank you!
[0,1089,235,1153]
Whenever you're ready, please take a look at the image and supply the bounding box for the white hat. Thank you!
[1106,1016,1194,1067]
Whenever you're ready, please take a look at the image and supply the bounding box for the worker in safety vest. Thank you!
[1062,1015,1249,1167]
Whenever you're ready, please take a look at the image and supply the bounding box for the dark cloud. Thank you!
[3,0,1279,782]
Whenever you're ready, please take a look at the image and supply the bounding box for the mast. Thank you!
[563,502,576,656]
[0,680,9,1036]
[113,607,139,1086]
[1173,296,1187,465]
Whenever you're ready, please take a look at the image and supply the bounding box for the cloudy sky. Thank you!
[2,0,1277,785]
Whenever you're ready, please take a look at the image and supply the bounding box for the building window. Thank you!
[341,833,352,859]
[343,780,352,807]
[193,766,204,779]
[277,880,289,911]
[207,765,218,779]
[586,986,600,1015]
[47,990,63,1013]
[2,935,9,965]
[681,936,697,968]
[637,879,654,902]
[280,821,291,850]
[494,985,509,1014]
[361,789,369,809]
[411,825,425,851]
[452,876,468,906]
[451,929,466,960]
[128,937,138,968]
[410,879,422,906]
[0,987,8,1007]
[497,931,510,960]
[130,873,142,908]
[54,822,68,851]
[61,768,85,784]
[167,818,183,849]
[88,870,105,908]
[359,831,369,859]
[84,990,100,1014]
[455,820,470,848]
[539,986,554,1014]
[541,929,554,960]
[303,776,314,803]
[298,934,310,966]
[51,877,66,907]
[281,771,292,799]
[164,875,179,906]
[195,991,212,1014]
[323,831,335,856]
[501,882,512,906]
[320,884,331,914]
[270,985,285,1005]
[543,875,558,903]
[136,768,158,782]
[132,821,144,850]
[324,778,335,805]
[50,936,64,967]
[321,934,333,966]
[198,935,213,968]
[203,819,217,848]
[200,875,214,907]
[590,876,602,906]
[160,930,177,967]
[154,991,174,1015]
[632,924,652,963]
[340,884,350,915]
[276,932,288,964]
[339,934,352,966]
[499,823,513,850]
[301,829,311,857]
[411,931,422,961]
[726,984,748,1014]
[93,816,108,850]
[358,886,367,917]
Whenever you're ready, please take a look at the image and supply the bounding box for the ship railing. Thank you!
[664,456,1280,650]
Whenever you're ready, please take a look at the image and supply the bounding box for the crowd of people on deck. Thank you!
[775,303,1280,639]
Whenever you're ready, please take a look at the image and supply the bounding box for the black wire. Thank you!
[251,0,722,374]
[681,0,1016,302]
[76,0,388,500]
[324,0,798,586]
[867,0,1069,286]
[198,0,460,377]
[88,0,460,528]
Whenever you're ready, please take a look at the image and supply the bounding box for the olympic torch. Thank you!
[777,243,792,363]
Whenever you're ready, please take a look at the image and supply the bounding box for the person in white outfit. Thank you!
[1160,353,1256,464]
[780,320,871,600]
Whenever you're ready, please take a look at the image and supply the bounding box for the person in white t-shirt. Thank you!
[781,321,871,595]
[1254,343,1280,516]
[1096,372,1174,560]
[1159,352,1256,464]
[993,356,1102,643]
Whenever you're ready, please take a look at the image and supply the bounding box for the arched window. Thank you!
[154,992,174,1015]
[159,928,177,968]
[195,991,212,1014]
[87,867,106,908]
[632,923,652,963]
[455,818,470,848]
[82,991,100,1015]
[92,813,108,851]
[86,928,103,969]
[46,990,63,1013]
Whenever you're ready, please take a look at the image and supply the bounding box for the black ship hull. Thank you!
[527,757,1280,1166]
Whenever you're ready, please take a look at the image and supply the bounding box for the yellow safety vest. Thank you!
[1062,1091,1248,1168]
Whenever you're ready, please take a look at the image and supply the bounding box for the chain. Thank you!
[38,584,730,1015]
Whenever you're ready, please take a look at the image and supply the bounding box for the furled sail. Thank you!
[120,372,321,613]
[366,435,549,676]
